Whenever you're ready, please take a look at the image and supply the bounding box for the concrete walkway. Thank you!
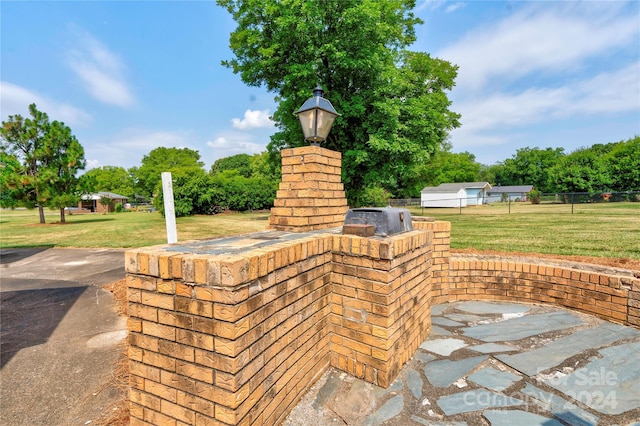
[0,248,127,425]
[285,301,640,426]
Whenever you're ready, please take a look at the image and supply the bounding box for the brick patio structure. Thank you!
[124,146,640,425]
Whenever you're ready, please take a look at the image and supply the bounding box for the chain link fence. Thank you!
[388,191,640,215]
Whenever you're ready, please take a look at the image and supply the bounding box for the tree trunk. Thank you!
[59,207,66,223]
[38,205,46,224]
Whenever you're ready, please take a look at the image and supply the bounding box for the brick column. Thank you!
[415,220,451,304]
[330,230,433,388]
[268,146,349,232]
[125,235,335,426]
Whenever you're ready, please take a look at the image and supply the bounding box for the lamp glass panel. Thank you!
[315,109,337,140]
[297,109,317,140]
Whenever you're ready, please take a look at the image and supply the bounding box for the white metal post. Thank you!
[161,172,178,244]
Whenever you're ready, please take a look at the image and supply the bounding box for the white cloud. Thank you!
[415,0,465,14]
[111,129,190,151]
[455,63,639,135]
[85,159,100,171]
[433,1,640,154]
[570,63,640,115]
[66,28,135,107]
[207,136,264,154]
[0,81,92,126]
[415,0,446,13]
[444,2,465,13]
[84,128,193,169]
[438,2,640,91]
[231,109,274,130]
[449,62,640,149]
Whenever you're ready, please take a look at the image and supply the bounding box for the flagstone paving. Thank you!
[284,301,640,426]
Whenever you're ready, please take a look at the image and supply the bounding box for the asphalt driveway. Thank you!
[0,248,127,425]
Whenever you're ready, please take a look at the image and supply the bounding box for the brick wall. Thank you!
[414,220,640,328]
[330,231,432,388]
[125,228,433,425]
[125,234,335,425]
[449,254,640,327]
[414,220,450,304]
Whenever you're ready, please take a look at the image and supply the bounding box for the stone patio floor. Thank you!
[284,301,640,426]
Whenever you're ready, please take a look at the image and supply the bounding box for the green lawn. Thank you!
[0,209,270,248]
[409,202,640,259]
[1,203,638,260]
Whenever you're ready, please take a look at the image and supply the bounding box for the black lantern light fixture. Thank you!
[295,86,340,146]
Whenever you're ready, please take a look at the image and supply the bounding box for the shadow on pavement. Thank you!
[0,285,87,368]
[0,247,53,265]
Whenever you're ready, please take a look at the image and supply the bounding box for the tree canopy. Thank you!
[407,142,481,195]
[211,153,252,177]
[493,147,565,193]
[80,166,136,198]
[131,147,205,199]
[0,104,86,223]
[217,0,460,204]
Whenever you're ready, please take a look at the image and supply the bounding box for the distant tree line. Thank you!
[3,105,637,222]
[79,135,639,217]
[79,149,279,217]
[479,136,639,194]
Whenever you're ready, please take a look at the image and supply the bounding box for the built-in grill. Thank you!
[342,207,413,237]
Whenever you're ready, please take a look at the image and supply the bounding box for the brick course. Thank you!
[126,228,432,425]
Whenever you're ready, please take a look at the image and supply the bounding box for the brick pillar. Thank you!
[330,230,433,388]
[268,146,349,232]
[415,221,451,304]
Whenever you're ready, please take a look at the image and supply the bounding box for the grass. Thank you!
[409,202,640,260]
[0,209,270,248]
[1,202,639,260]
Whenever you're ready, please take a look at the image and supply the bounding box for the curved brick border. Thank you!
[416,221,640,328]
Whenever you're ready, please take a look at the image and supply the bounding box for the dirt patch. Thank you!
[98,279,129,426]
[453,248,640,272]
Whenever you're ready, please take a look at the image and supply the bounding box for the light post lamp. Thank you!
[294,86,340,146]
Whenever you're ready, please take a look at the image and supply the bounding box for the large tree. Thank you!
[548,148,611,193]
[601,136,640,191]
[80,165,135,198]
[0,152,23,208]
[0,104,85,223]
[40,120,86,222]
[131,147,205,200]
[211,153,252,177]
[217,0,460,204]
[407,142,481,196]
[494,147,565,193]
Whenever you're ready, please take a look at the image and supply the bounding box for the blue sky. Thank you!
[2,1,638,171]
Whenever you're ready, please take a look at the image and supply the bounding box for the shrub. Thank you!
[356,185,391,207]
[156,169,278,217]
[529,189,541,204]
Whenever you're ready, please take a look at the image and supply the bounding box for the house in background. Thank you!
[421,182,492,208]
[486,185,534,203]
[79,192,128,213]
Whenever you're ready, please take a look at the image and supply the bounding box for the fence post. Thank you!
[571,192,574,214]
[508,196,511,215]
